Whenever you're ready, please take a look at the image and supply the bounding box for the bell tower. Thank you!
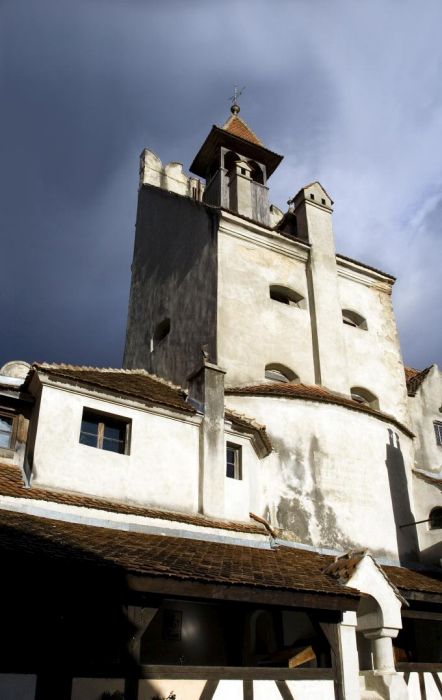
[189,102,282,226]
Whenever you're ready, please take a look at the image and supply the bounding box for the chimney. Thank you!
[187,358,226,518]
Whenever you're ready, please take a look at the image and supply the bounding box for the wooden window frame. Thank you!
[226,442,242,480]
[79,408,131,456]
[434,421,442,447]
[0,411,18,453]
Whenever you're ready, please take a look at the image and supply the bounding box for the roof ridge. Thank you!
[224,407,266,431]
[33,362,184,392]
[221,114,264,146]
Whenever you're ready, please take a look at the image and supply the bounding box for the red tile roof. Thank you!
[336,253,396,281]
[225,408,272,455]
[31,363,195,415]
[405,366,432,397]
[384,564,442,596]
[226,383,414,438]
[324,550,442,598]
[0,505,440,600]
[0,462,264,534]
[222,115,263,146]
[0,507,358,600]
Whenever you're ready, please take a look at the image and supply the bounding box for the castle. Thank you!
[0,104,441,700]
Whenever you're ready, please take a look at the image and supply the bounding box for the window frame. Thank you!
[265,363,299,384]
[226,442,242,480]
[342,309,368,330]
[269,285,305,309]
[79,408,131,456]
[0,411,18,453]
[350,387,379,411]
[434,421,442,446]
[429,507,442,530]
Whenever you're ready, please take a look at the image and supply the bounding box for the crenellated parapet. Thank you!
[139,149,204,200]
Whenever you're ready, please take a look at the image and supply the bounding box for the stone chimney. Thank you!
[292,182,349,394]
[187,359,226,519]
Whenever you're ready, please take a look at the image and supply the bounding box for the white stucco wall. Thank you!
[217,214,315,387]
[408,365,442,472]
[224,427,261,521]
[31,383,201,512]
[411,474,442,565]
[225,395,416,561]
[337,267,409,422]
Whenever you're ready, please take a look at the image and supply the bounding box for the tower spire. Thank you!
[229,85,245,115]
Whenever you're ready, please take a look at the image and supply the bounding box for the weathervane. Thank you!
[229,85,245,115]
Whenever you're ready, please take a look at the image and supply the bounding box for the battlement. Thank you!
[139,149,204,201]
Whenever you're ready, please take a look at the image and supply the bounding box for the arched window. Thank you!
[224,150,239,175]
[152,318,170,349]
[269,285,305,309]
[265,364,299,383]
[351,386,379,410]
[342,309,367,330]
[429,507,442,530]
[248,160,265,185]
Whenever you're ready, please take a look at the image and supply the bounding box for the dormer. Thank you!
[189,105,283,226]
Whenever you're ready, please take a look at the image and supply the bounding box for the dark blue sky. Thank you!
[1,0,441,371]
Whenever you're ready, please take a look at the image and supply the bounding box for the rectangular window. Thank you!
[0,413,16,450]
[79,409,131,455]
[434,421,442,446]
[226,443,242,480]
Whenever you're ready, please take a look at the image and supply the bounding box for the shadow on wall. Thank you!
[385,429,419,564]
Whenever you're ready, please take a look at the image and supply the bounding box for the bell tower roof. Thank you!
[221,113,264,146]
[189,111,283,180]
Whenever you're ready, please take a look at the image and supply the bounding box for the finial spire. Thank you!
[229,85,245,115]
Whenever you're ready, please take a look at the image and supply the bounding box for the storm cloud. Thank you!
[1,0,441,370]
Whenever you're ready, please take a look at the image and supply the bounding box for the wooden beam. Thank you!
[126,574,359,611]
[138,665,335,681]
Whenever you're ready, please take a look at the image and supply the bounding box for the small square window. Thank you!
[0,413,16,450]
[434,421,442,446]
[226,443,242,480]
[310,193,315,200]
[79,409,131,455]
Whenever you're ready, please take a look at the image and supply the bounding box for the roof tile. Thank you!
[0,462,263,534]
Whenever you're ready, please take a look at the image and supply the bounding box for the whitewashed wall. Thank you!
[226,394,416,560]
[217,216,315,387]
[337,268,409,422]
[31,383,201,512]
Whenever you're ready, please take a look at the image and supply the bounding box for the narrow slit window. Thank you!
[226,443,242,480]
[429,507,442,530]
[0,414,15,450]
[153,318,170,349]
[434,421,442,446]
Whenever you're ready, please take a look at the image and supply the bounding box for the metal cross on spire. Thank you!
[229,85,245,115]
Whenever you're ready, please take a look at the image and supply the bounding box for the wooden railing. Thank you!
[139,665,335,680]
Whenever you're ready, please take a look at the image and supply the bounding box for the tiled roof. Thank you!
[336,253,396,281]
[226,383,414,438]
[323,551,442,598]
[384,564,442,596]
[0,462,263,534]
[1,506,440,600]
[0,508,358,599]
[225,408,272,455]
[32,363,195,414]
[222,115,263,146]
[405,366,432,397]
